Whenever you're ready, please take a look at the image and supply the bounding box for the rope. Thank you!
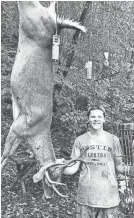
[90,2,96,103]
[107,2,110,54]
[55,2,58,35]
[90,1,93,61]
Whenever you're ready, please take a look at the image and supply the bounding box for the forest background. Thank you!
[1,1,134,218]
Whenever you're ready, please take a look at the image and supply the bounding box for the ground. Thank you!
[1,159,78,218]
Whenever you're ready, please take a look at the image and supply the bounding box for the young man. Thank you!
[63,104,131,218]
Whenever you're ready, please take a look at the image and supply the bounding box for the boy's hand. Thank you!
[56,158,71,165]
[56,158,65,164]
[63,159,70,164]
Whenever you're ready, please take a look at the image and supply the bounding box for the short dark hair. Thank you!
[87,104,106,118]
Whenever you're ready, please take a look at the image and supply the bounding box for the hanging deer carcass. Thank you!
[1,1,86,199]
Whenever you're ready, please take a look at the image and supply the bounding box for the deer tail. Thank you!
[58,17,86,32]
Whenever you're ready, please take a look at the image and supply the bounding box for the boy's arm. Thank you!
[113,136,125,174]
[63,160,80,175]
[63,139,81,175]
[114,136,134,175]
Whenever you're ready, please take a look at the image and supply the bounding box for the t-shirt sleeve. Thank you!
[113,136,123,165]
[70,138,81,159]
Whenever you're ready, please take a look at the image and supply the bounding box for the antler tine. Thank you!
[44,170,68,198]
[63,147,89,169]
[45,171,66,186]
[64,158,89,169]
[51,184,69,198]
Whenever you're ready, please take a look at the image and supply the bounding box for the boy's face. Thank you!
[88,109,105,130]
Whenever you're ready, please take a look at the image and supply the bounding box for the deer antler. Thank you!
[33,147,89,198]
[62,147,89,169]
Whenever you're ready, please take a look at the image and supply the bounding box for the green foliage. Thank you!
[60,110,88,136]
[1,46,16,75]
[1,1,18,46]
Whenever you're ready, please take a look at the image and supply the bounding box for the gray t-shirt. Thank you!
[71,131,123,208]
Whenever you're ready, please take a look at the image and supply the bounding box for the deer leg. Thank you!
[1,126,18,165]
[42,180,54,200]
[1,109,42,166]
[1,93,22,168]
[1,138,22,169]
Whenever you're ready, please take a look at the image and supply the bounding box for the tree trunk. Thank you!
[63,1,92,77]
